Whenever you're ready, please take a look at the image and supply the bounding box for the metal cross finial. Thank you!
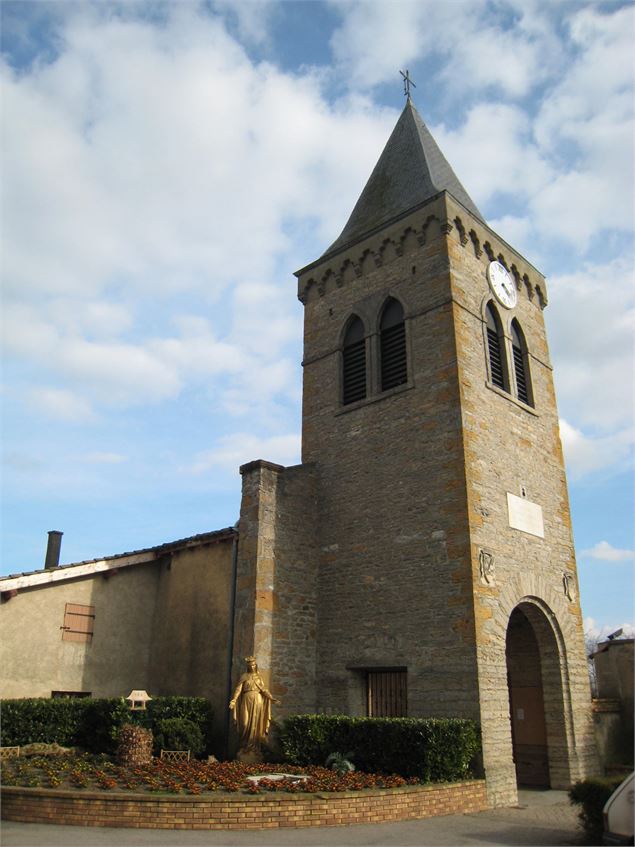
[400,69,416,100]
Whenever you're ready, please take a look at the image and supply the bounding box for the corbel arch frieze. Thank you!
[298,277,317,305]
[469,229,483,258]
[358,248,376,276]
[453,216,469,245]
[497,253,510,271]
[483,241,496,262]
[318,268,341,298]
[535,284,547,309]
[420,213,441,242]
[338,259,357,285]
[522,273,534,301]
[400,227,420,254]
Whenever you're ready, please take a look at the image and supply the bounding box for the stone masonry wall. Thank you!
[297,195,480,721]
[234,461,319,720]
[295,190,598,806]
[444,193,599,803]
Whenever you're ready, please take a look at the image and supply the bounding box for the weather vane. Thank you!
[400,69,416,100]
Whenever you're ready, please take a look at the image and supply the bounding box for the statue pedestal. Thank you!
[236,749,263,765]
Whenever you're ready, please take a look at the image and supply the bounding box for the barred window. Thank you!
[380,298,407,391]
[367,669,407,717]
[486,302,507,391]
[342,316,367,405]
[61,603,95,643]
[511,319,532,406]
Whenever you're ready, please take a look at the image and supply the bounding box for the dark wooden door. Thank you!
[509,684,549,786]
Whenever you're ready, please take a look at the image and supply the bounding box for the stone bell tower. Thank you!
[235,97,598,805]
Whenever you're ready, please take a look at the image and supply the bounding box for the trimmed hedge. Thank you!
[279,715,481,782]
[569,774,626,843]
[0,697,214,756]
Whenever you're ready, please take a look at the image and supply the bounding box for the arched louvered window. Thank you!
[342,316,367,405]
[511,319,532,406]
[486,303,506,391]
[380,298,407,391]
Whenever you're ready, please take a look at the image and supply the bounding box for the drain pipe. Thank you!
[223,524,239,760]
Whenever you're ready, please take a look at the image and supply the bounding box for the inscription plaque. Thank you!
[507,493,544,538]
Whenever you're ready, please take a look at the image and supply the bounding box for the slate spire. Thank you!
[324,100,484,258]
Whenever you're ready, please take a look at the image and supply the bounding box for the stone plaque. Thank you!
[507,493,544,538]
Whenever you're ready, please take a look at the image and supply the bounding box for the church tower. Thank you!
[236,98,598,805]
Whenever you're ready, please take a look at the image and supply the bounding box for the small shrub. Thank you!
[326,752,355,774]
[569,775,625,843]
[154,718,204,757]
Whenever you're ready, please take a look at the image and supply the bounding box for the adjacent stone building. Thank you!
[0,99,598,804]
[0,529,236,743]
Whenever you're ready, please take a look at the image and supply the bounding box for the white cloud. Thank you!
[559,419,634,481]
[548,259,635,432]
[433,103,552,210]
[330,1,435,91]
[582,541,635,562]
[329,0,557,98]
[212,0,277,47]
[27,387,95,422]
[1,4,395,421]
[186,432,301,474]
[531,4,635,249]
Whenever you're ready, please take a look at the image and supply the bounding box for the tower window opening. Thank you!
[511,319,532,406]
[380,298,407,392]
[486,303,506,391]
[342,317,367,405]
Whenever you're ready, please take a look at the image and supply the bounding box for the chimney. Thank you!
[45,530,63,569]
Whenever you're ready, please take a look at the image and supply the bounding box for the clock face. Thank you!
[487,261,517,309]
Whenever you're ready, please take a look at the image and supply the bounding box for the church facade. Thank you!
[232,100,598,805]
[1,100,598,806]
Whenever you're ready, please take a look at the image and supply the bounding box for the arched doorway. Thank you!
[506,601,571,788]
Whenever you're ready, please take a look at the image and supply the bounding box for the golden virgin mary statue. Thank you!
[229,656,280,757]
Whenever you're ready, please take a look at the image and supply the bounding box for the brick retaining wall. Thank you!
[2,780,487,830]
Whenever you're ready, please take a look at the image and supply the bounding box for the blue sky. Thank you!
[1,0,633,639]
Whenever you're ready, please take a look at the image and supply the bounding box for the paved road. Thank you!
[1,790,584,847]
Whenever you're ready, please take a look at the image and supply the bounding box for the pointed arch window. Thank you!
[380,298,407,391]
[486,302,507,391]
[511,319,532,406]
[342,316,367,405]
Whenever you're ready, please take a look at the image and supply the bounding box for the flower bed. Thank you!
[1,754,420,796]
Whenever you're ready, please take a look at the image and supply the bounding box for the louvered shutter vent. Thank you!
[511,321,531,405]
[487,327,505,389]
[486,304,505,390]
[342,318,367,405]
[513,344,529,404]
[380,300,407,391]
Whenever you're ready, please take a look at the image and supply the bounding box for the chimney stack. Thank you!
[45,530,63,569]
